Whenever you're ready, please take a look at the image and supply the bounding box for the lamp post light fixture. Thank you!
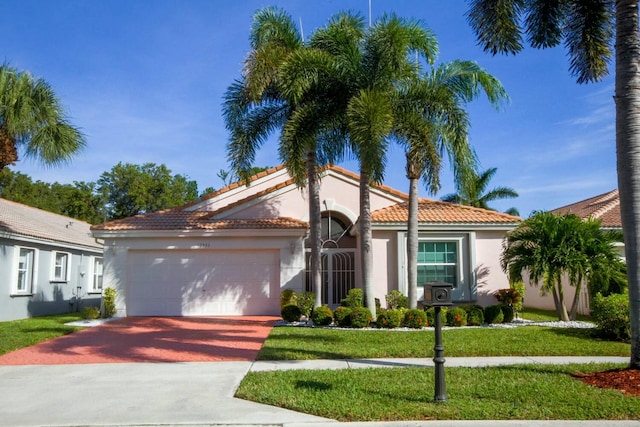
[423,281,453,403]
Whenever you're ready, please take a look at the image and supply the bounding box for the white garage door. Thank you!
[126,249,280,316]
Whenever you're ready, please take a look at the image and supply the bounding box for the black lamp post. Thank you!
[423,281,453,403]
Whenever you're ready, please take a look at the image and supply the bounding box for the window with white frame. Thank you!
[16,247,36,294]
[52,251,70,282]
[417,241,458,288]
[91,257,103,292]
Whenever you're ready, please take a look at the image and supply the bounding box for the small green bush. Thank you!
[500,304,515,323]
[484,304,504,324]
[385,290,408,309]
[403,309,427,329]
[446,307,468,327]
[102,287,117,318]
[376,309,404,329]
[466,306,485,326]
[333,306,352,327]
[82,306,99,320]
[297,291,315,317]
[311,305,333,326]
[350,306,373,328]
[510,281,525,314]
[425,306,447,326]
[340,288,363,308]
[281,304,302,322]
[280,289,297,309]
[591,292,630,341]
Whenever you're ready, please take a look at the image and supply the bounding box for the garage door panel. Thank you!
[126,250,280,316]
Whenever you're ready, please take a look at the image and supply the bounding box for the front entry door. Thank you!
[306,249,356,307]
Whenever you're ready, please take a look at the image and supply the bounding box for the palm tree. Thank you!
[396,64,508,309]
[0,64,85,169]
[441,166,519,215]
[466,0,640,370]
[223,7,328,309]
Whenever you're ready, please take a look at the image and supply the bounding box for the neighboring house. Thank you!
[91,165,520,317]
[523,189,622,314]
[0,198,104,321]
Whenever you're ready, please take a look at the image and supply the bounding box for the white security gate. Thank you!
[126,249,280,316]
[306,249,356,306]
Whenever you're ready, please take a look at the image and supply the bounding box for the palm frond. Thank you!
[466,0,525,55]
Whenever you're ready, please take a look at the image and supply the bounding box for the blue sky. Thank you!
[2,0,616,218]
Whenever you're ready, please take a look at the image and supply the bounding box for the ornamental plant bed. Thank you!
[574,368,640,397]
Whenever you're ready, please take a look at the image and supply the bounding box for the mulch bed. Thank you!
[574,368,640,397]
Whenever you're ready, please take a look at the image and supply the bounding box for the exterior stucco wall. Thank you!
[473,230,511,306]
[523,274,590,315]
[101,234,306,317]
[0,238,102,321]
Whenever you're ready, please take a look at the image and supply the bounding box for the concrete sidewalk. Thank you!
[0,357,635,427]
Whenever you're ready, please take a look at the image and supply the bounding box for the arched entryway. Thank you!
[304,211,356,307]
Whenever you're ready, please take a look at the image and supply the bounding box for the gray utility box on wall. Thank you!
[423,282,453,306]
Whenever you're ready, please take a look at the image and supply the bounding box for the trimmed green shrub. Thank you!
[280,289,297,309]
[376,309,404,329]
[350,306,373,328]
[446,307,468,327]
[484,304,504,324]
[425,306,447,326]
[510,281,525,314]
[500,304,515,323]
[281,304,301,322]
[102,287,117,318]
[403,309,428,329]
[466,306,485,326]
[385,290,408,309]
[311,305,333,326]
[340,288,363,308]
[82,306,99,320]
[591,292,630,341]
[333,306,352,327]
[297,291,315,317]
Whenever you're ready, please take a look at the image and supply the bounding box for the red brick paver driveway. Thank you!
[0,316,279,365]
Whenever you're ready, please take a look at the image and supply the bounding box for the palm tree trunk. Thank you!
[407,161,420,309]
[555,278,570,322]
[360,168,376,319]
[616,0,640,369]
[307,149,323,308]
[569,280,582,321]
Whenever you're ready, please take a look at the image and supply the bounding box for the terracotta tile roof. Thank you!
[551,189,621,228]
[0,198,102,249]
[91,208,308,232]
[371,199,521,225]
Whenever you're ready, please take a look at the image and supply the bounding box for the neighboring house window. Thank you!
[91,257,103,292]
[52,251,71,282]
[417,241,458,288]
[16,247,36,294]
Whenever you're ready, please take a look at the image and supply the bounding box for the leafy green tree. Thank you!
[0,64,85,169]
[441,166,519,215]
[466,0,640,370]
[97,162,198,220]
[502,211,623,321]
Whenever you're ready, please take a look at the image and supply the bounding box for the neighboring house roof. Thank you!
[551,189,621,228]
[0,198,102,250]
[371,199,521,225]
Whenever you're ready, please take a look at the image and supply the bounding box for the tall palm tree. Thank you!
[441,166,519,214]
[0,64,85,169]
[466,0,640,370]
[396,63,508,309]
[223,7,328,309]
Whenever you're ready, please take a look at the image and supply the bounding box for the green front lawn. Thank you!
[0,313,83,355]
[258,326,630,360]
[237,363,640,421]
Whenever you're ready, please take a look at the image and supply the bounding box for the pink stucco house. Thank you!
[91,165,520,317]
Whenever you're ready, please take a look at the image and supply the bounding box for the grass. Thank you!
[258,326,630,360]
[0,312,83,355]
[237,363,640,421]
